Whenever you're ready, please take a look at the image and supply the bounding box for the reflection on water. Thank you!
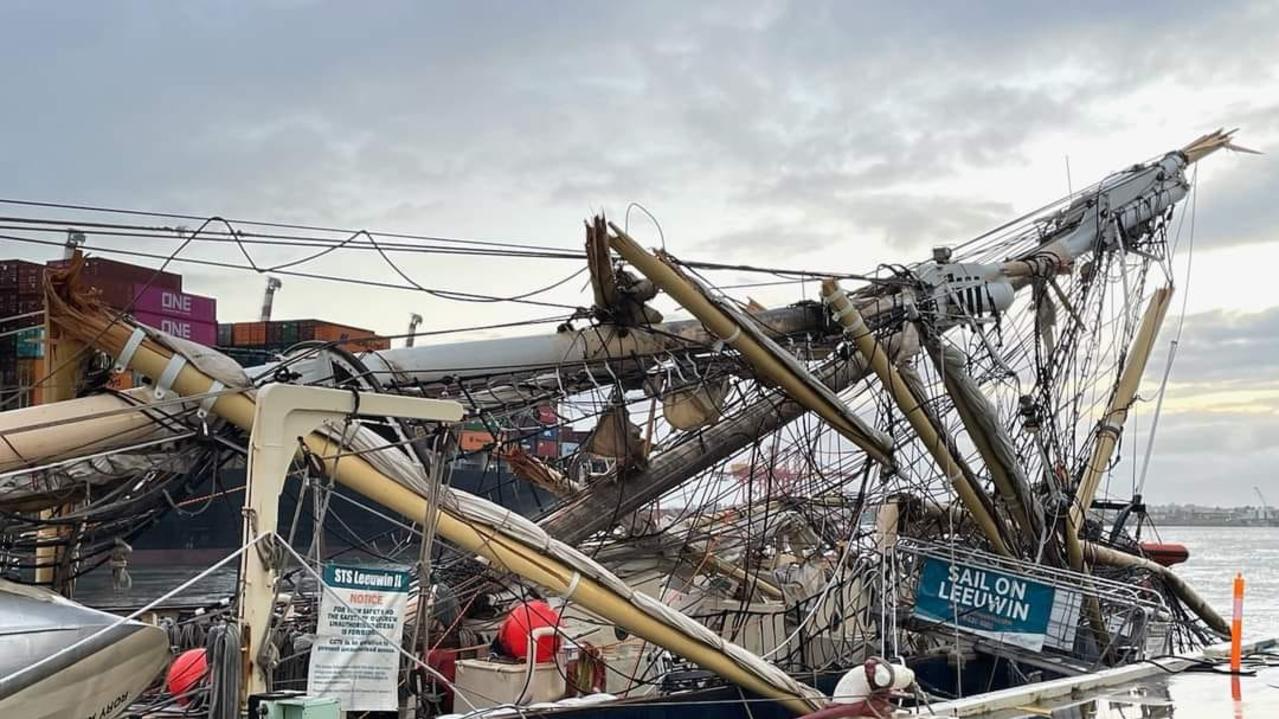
[1150,526,1279,640]
[995,667,1279,718]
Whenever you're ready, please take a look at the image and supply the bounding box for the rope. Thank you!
[205,621,241,719]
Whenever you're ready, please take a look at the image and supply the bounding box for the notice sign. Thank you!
[913,557,1055,651]
[307,564,411,712]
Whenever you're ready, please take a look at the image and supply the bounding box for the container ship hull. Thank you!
[127,464,555,564]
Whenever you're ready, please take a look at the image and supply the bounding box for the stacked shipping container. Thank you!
[1,256,216,406]
[131,285,217,345]
[1,253,393,401]
[456,407,587,461]
[216,318,391,366]
[0,260,47,408]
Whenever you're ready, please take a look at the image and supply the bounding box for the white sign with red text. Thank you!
[307,564,410,712]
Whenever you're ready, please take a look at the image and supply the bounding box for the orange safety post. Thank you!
[1231,572,1245,673]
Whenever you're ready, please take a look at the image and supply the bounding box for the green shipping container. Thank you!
[279,321,299,346]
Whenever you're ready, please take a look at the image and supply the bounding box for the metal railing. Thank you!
[892,538,1171,669]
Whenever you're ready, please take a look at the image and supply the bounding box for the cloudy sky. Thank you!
[1,1,1275,504]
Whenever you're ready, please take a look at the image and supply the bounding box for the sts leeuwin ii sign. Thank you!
[307,564,410,712]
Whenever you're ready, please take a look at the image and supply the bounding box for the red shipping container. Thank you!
[131,285,216,323]
[535,439,559,458]
[135,311,217,345]
[71,257,181,291]
[46,257,181,309]
[0,260,43,290]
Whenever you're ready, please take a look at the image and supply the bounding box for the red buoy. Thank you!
[1140,542,1190,567]
[166,648,208,705]
[498,600,561,662]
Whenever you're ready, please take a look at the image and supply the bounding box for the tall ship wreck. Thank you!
[0,129,1269,718]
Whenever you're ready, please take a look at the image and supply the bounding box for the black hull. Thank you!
[129,464,557,564]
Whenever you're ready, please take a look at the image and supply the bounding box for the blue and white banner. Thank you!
[912,557,1056,651]
[308,564,411,712]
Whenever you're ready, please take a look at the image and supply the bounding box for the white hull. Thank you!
[0,580,170,719]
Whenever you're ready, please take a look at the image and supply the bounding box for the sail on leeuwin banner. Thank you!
[308,564,411,712]
[912,557,1058,652]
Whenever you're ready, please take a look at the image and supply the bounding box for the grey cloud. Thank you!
[703,223,840,253]
[2,0,1274,243]
[1149,306,1279,383]
[837,195,1013,250]
[1193,150,1279,250]
[1143,409,1279,457]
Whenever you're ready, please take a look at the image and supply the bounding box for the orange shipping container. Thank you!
[314,323,374,343]
[459,430,496,452]
[232,321,267,346]
[349,336,390,351]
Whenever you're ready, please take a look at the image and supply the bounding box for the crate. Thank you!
[454,659,566,710]
[296,319,318,341]
[0,262,16,288]
[0,291,41,319]
[277,321,299,346]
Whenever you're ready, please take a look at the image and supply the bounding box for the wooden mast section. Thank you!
[821,279,1013,557]
[1067,287,1174,556]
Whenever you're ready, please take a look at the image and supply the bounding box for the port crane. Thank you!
[405,312,423,347]
[259,276,282,321]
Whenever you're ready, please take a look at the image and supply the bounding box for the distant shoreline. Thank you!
[1151,522,1279,529]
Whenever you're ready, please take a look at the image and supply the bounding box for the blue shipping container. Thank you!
[15,327,43,358]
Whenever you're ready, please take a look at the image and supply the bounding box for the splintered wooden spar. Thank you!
[606,224,894,468]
